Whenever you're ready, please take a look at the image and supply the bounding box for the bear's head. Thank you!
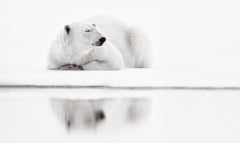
[62,23,106,50]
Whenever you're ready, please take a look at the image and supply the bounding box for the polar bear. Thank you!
[47,16,151,70]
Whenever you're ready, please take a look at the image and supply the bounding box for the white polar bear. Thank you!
[47,16,151,70]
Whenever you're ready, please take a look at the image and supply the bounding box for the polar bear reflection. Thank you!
[50,98,150,131]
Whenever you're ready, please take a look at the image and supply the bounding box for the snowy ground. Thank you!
[1,88,240,143]
[1,68,240,87]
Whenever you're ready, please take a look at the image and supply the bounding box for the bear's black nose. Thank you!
[64,25,71,34]
[99,37,106,45]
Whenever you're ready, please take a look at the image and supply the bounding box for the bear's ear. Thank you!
[64,25,71,34]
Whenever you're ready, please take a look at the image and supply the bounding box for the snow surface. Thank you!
[1,68,240,87]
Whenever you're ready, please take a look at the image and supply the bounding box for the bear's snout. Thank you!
[92,37,106,46]
[99,37,106,44]
[95,37,106,46]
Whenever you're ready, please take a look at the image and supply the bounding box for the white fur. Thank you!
[48,16,151,70]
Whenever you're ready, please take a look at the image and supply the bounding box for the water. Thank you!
[0,88,240,143]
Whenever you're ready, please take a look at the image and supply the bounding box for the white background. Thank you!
[1,0,240,71]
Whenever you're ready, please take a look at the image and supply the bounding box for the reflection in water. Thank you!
[50,98,151,132]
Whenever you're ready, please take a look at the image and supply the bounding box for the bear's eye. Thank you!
[92,24,96,27]
[85,29,91,32]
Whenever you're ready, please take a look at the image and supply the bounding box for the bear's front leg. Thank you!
[76,43,124,70]
[81,60,111,70]
[58,64,84,70]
